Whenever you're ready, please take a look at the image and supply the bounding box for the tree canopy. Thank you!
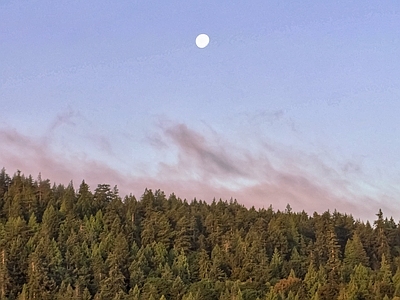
[0,168,399,300]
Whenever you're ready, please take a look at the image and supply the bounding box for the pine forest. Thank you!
[1,168,400,300]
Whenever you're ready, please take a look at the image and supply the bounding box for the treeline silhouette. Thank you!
[0,168,399,299]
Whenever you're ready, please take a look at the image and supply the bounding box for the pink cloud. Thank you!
[144,122,399,221]
[0,120,397,222]
[0,125,125,191]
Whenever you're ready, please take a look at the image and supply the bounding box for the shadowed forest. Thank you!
[1,168,400,300]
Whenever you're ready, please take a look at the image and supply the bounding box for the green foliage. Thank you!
[0,169,400,299]
[342,232,369,283]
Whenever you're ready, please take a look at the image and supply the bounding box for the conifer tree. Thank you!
[265,289,279,300]
[5,216,29,297]
[76,180,94,218]
[170,276,186,300]
[197,249,211,280]
[172,249,191,283]
[182,292,196,300]
[374,209,391,263]
[270,247,282,283]
[175,215,193,253]
[16,284,28,300]
[374,253,394,298]
[342,232,369,282]
[127,284,140,300]
[0,248,9,299]
[346,263,371,300]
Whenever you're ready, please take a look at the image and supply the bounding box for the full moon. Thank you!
[196,34,210,48]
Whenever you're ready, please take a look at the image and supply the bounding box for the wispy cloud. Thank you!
[87,134,114,156]
[146,121,399,221]
[165,123,246,177]
[0,117,398,221]
[0,107,123,191]
[48,108,78,133]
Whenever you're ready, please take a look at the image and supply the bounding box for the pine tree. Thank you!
[129,249,147,288]
[82,287,92,300]
[342,233,369,282]
[171,276,186,300]
[303,263,326,299]
[127,284,140,300]
[17,284,28,300]
[172,249,191,283]
[141,212,173,248]
[76,180,94,218]
[41,205,60,240]
[0,169,11,215]
[4,216,29,297]
[346,263,371,300]
[151,242,168,275]
[210,245,226,281]
[182,292,196,300]
[90,244,107,294]
[374,253,394,298]
[197,249,211,280]
[287,247,303,279]
[265,289,279,300]
[374,209,391,263]
[270,247,282,283]
[27,237,62,299]
[0,248,9,299]
[59,182,76,218]
[175,215,193,253]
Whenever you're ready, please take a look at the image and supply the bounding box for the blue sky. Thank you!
[1,0,400,221]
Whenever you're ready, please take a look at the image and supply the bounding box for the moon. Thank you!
[196,34,210,48]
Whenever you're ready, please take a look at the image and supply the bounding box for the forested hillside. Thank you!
[1,168,400,300]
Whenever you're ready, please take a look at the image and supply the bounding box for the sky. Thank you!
[1,0,400,221]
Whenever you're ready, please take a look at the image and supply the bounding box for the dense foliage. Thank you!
[1,168,400,299]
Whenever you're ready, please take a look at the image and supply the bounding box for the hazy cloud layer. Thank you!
[0,119,397,221]
[144,121,398,220]
[165,123,247,177]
